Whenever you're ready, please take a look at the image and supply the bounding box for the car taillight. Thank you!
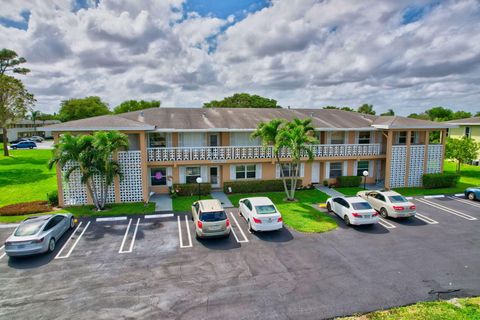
[352,212,362,217]
[393,206,404,211]
[278,217,283,222]
[197,221,203,229]
[253,217,262,223]
[372,212,379,217]
[409,205,416,210]
[32,238,44,244]
[226,218,230,227]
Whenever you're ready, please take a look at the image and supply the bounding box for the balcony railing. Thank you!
[147,144,382,162]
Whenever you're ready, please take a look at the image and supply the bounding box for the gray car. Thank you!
[5,214,75,257]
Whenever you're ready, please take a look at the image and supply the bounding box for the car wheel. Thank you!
[467,192,476,201]
[380,208,388,218]
[69,217,75,229]
[344,215,350,226]
[248,220,255,233]
[326,203,332,212]
[29,147,33,149]
[48,238,56,252]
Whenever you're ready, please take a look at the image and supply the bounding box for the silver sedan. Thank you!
[5,214,75,257]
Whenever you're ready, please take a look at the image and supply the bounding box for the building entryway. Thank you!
[210,166,220,188]
[150,194,173,212]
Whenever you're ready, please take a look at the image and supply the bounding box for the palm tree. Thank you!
[30,110,40,134]
[252,118,317,201]
[277,118,317,200]
[49,131,128,210]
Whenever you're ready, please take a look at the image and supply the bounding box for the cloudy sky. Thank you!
[1,0,480,115]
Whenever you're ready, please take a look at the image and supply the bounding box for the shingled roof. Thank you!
[44,107,453,132]
[446,117,480,125]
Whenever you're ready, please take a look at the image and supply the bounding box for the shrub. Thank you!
[0,201,53,216]
[422,173,460,189]
[337,176,362,187]
[173,183,212,196]
[47,190,59,206]
[223,179,302,194]
[323,179,329,187]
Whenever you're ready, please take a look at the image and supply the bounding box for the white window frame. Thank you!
[185,166,201,184]
[150,167,167,186]
[465,127,471,138]
[330,131,345,144]
[235,164,257,180]
[356,161,369,176]
[357,131,371,144]
[329,162,343,179]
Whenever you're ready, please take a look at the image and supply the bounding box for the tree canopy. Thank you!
[408,107,476,121]
[58,96,110,122]
[113,99,161,114]
[357,104,376,115]
[0,48,30,76]
[445,137,480,173]
[203,93,280,108]
[380,109,395,116]
[322,106,355,112]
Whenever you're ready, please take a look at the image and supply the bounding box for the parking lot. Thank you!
[0,196,479,319]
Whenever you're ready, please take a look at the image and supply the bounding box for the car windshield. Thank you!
[199,211,227,222]
[352,202,373,210]
[14,221,44,236]
[389,195,407,203]
[255,205,277,214]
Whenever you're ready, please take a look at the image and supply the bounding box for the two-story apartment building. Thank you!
[446,117,480,165]
[44,108,452,207]
[0,119,60,141]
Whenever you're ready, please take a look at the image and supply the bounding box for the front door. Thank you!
[210,166,220,188]
[208,133,219,147]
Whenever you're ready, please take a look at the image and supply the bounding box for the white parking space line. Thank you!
[417,198,477,221]
[0,245,5,260]
[448,196,480,209]
[145,213,174,219]
[229,212,249,243]
[378,218,396,229]
[119,218,133,253]
[424,195,445,199]
[177,215,192,248]
[55,221,91,259]
[455,193,465,197]
[96,217,127,222]
[415,213,439,224]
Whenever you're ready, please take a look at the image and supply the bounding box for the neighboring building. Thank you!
[446,117,480,165]
[0,119,60,142]
[44,108,452,207]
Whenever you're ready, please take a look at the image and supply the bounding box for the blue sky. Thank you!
[0,0,479,114]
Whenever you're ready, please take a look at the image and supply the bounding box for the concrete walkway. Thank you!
[211,191,234,208]
[315,185,345,197]
[150,194,173,212]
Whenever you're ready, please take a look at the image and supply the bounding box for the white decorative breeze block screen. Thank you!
[389,146,407,188]
[62,161,87,206]
[408,145,425,187]
[426,145,443,174]
[118,151,143,202]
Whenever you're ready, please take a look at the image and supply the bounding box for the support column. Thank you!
[440,129,447,172]
[384,131,393,189]
[423,130,429,175]
[404,130,412,187]
[113,151,121,203]
[139,131,149,202]
[53,133,65,207]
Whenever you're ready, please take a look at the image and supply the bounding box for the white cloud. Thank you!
[0,0,479,115]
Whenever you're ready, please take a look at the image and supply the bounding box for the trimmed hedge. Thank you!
[0,201,53,216]
[47,190,59,206]
[337,176,362,187]
[224,179,302,194]
[422,173,460,189]
[173,183,212,196]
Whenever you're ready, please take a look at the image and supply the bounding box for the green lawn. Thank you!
[0,203,155,223]
[228,189,337,233]
[333,187,364,196]
[341,297,480,320]
[0,149,57,207]
[172,195,213,212]
[394,161,480,196]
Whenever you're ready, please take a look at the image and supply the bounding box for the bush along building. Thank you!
[44,108,454,206]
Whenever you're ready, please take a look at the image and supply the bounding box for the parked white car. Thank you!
[238,197,283,232]
[356,190,416,218]
[326,196,379,226]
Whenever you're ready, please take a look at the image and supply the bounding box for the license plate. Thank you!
[209,225,221,231]
[268,218,273,223]
[363,215,371,219]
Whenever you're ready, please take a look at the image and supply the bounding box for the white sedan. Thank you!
[326,196,379,226]
[238,197,283,232]
[356,190,416,218]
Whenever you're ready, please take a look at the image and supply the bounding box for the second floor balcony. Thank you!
[147,143,382,162]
